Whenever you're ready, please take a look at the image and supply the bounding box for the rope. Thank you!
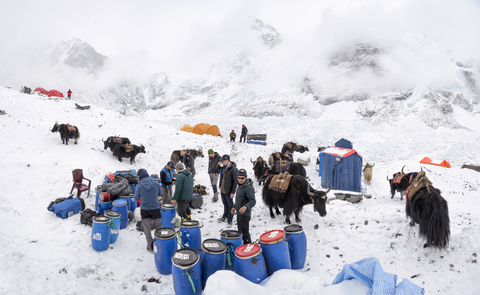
[108,220,114,229]
[183,270,196,293]
[176,231,184,248]
[226,244,233,266]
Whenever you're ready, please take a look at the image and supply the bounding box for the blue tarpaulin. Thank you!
[335,138,353,149]
[321,146,362,192]
[332,257,425,295]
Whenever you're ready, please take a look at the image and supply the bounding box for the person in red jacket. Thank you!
[67,89,72,99]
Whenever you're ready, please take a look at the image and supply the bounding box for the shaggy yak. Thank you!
[112,144,146,164]
[363,163,374,184]
[103,136,131,151]
[51,122,80,145]
[406,169,450,249]
[387,165,415,200]
[263,175,330,224]
[251,156,269,185]
[170,148,204,164]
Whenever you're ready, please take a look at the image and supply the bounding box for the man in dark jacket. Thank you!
[218,154,238,227]
[231,169,256,244]
[183,149,196,180]
[208,148,222,202]
[160,161,176,204]
[240,124,248,143]
[172,163,194,222]
[134,168,162,253]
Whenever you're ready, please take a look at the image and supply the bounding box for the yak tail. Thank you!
[420,190,450,249]
[268,155,274,168]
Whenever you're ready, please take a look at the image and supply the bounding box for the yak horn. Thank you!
[421,166,424,172]
[325,181,331,195]
[386,175,390,181]
[250,158,254,163]
[307,184,315,197]
[401,165,406,175]
[372,164,375,167]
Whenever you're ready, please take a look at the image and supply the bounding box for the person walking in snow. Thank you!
[160,161,176,204]
[231,168,256,244]
[67,89,72,100]
[240,124,248,143]
[218,154,238,228]
[230,130,236,142]
[208,149,222,202]
[183,149,196,180]
[172,163,194,222]
[134,168,163,253]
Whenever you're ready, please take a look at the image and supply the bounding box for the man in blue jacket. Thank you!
[134,168,162,253]
[160,161,176,204]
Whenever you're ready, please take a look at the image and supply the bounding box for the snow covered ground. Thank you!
[1,87,480,294]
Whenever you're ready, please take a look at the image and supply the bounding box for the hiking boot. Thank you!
[218,217,226,222]
[227,222,233,228]
[186,214,192,221]
[146,242,154,254]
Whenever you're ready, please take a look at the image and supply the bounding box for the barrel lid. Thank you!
[162,204,176,209]
[112,199,127,206]
[235,243,261,258]
[284,225,303,233]
[154,228,176,239]
[96,185,102,190]
[104,210,121,218]
[259,230,285,244]
[221,230,243,239]
[181,220,199,228]
[172,248,199,267]
[98,200,111,204]
[202,239,226,253]
[93,216,110,223]
[118,195,130,198]
[151,174,159,177]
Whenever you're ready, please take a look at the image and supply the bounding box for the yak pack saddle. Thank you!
[407,171,434,200]
[268,172,293,193]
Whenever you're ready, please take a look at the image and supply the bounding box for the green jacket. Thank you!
[234,178,256,217]
[172,169,194,201]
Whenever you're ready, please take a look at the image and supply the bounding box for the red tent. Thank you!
[47,90,64,98]
[419,157,451,168]
[34,87,48,95]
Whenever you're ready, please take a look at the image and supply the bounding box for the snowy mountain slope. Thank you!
[1,87,480,294]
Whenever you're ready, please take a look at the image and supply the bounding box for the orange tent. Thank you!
[180,124,192,132]
[191,123,212,135]
[205,125,223,137]
[419,157,451,168]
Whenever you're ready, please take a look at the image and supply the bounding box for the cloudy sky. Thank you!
[1,0,479,92]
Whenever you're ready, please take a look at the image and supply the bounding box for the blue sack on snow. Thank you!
[49,196,85,219]
[332,257,424,295]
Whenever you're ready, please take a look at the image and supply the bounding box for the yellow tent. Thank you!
[191,123,212,135]
[205,125,223,137]
[180,124,192,132]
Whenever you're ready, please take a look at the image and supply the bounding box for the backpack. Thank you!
[80,209,101,226]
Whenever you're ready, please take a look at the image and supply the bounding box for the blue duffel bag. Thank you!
[48,196,85,219]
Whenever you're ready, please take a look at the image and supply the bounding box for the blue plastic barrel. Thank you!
[234,243,268,284]
[150,174,161,184]
[154,228,177,275]
[259,230,291,276]
[91,216,111,251]
[112,199,128,229]
[201,239,226,289]
[105,211,121,243]
[284,225,307,269]
[180,220,202,253]
[118,195,132,212]
[161,204,176,228]
[172,248,202,295]
[98,200,112,214]
[220,230,243,271]
[129,194,137,212]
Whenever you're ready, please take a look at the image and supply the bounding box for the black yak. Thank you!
[103,136,131,151]
[251,156,269,185]
[406,170,450,249]
[112,144,146,164]
[263,175,330,224]
[170,148,204,164]
[51,122,80,145]
[387,165,415,200]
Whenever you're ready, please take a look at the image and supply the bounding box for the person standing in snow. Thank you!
[171,163,194,222]
[67,89,72,99]
[183,149,196,180]
[240,124,248,143]
[207,149,222,202]
[230,130,236,142]
[231,168,256,244]
[134,168,163,253]
[160,161,176,204]
[218,154,238,228]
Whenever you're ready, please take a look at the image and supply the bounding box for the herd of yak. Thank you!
[51,125,450,249]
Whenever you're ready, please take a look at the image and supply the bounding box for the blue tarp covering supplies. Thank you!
[335,138,353,149]
[332,257,425,295]
[320,146,362,192]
